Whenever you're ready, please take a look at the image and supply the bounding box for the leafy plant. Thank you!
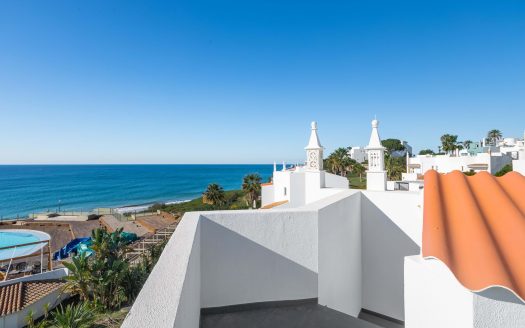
[53,302,94,328]
[495,164,512,177]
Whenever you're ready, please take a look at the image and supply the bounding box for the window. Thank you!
[284,187,287,196]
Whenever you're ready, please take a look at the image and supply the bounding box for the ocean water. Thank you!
[0,165,273,219]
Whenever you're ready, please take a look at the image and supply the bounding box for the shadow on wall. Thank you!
[361,196,420,321]
[200,218,318,308]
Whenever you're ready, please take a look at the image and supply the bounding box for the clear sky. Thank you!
[0,1,524,164]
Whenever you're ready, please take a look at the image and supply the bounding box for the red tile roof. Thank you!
[423,170,525,301]
[0,280,65,316]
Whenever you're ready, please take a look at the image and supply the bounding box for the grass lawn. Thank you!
[348,176,366,189]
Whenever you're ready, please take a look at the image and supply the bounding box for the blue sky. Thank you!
[0,0,524,164]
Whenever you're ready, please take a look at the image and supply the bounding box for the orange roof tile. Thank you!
[261,200,288,209]
[0,280,65,316]
[423,170,525,301]
[261,182,273,187]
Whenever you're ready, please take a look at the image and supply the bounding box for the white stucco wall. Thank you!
[324,172,349,189]
[405,256,474,328]
[474,289,525,328]
[513,159,525,175]
[405,256,525,328]
[361,190,422,321]
[200,209,318,308]
[122,213,202,328]
[316,190,362,317]
[260,184,274,207]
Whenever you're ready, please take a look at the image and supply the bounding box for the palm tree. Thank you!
[440,134,459,155]
[385,153,405,180]
[63,253,91,301]
[203,183,225,206]
[487,129,502,145]
[463,140,473,150]
[242,173,262,208]
[326,147,352,176]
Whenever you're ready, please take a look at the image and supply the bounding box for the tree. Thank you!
[440,134,459,155]
[385,153,405,180]
[242,173,262,208]
[381,139,405,153]
[326,147,353,176]
[487,129,502,145]
[352,163,366,182]
[202,183,225,206]
[419,149,435,155]
[463,140,473,150]
[63,253,91,301]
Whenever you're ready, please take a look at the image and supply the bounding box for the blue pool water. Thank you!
[0,231,39,248]
[0,165,273,219]
[0,230,48,261]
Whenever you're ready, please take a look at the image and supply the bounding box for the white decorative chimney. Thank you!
[305,121,324,171]
[365,119,387,191]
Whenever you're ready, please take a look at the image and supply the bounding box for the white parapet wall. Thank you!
[122,212,202,328]
[200,209,319,307]
[361,190,422,321]
[123,189,365,328]
[405,255,525,328]
[316,190,362,316]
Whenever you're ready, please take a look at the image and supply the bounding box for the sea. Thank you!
[0,165,274,219]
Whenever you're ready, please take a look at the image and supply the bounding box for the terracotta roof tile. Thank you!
[0,280,65,316]
[423,170,525,301]
[261,200,288,209]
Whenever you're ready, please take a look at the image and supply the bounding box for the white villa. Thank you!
[122,120,525,328]
[406,132,525,177]
[349,147,367,163]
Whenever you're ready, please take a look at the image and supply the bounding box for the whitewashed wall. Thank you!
[122,213,202,328]
[513,159,525,175]
[200,209,318,308]
[405,255,525,328]
[316,190,362,316]
[260,184,274,207]
[324,172,349,189]
[361,190,422,321]
[405,256,474,328]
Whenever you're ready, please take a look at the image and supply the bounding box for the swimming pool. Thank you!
[0,230,50,261]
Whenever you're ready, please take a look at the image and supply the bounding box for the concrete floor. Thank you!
[201,302,384,328]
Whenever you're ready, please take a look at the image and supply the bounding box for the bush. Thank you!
[47,213,60,218]
[495,164,512,177]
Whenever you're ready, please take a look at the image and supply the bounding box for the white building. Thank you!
[407,152,513,176]
[349,147,367,163]
[122,119,525,328]
[407,131,524,177]
[261,122,349,209]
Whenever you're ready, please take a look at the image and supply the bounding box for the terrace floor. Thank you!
[201,301,403,328]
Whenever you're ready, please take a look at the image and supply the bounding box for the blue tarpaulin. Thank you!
[53,237,90,260]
